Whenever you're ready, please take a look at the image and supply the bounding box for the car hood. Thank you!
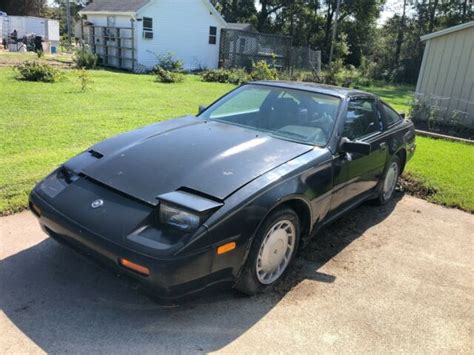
[80,116,312,205]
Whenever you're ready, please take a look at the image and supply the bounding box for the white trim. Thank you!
[79,0,227,26]
[420,21,474,41]
[79,11,137,16]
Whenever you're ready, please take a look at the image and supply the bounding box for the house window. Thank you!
[209,26,217,45]
[143,17,153,39]
[143,17,153,31]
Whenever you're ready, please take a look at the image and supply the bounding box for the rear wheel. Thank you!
[375,156,401,205]
[235,208,300,295]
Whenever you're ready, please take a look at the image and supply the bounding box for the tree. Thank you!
[394,0,408,73]
[46,0,90,38]
[1,0,48,16]
[212,0,256,23]
[256,0,292,32]
[369,0,472,84]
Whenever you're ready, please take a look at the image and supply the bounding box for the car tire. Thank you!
[234,208,300,296]
[374,155,401,205]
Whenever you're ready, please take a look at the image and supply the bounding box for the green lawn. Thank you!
[1,64,472,215]
[358,81,414,113]
[405,137,474,212]
[0,67,233,214]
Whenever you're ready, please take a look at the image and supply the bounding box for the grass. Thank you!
[404,137,474,212]
[358,81,414,113]
[0,66,234,215]
[0,54,472,214]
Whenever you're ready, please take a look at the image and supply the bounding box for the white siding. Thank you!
[416,25,474,126]
[136,0,224,70]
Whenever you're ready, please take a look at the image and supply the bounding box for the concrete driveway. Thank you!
[1,194,473,354]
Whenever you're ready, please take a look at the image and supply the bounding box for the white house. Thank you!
[79,0,228,71]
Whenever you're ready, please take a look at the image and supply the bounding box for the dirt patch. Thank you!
[399,174,437,200]
[0,50,73,69]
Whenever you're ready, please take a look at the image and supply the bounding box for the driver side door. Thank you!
[329,97,388,213]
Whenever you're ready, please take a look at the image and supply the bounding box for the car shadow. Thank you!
[0,192,402,353]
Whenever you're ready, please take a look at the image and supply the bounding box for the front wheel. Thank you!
[374,156,401,205]
[235,208,300,295]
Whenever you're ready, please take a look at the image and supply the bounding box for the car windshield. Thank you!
[199,84,341,146]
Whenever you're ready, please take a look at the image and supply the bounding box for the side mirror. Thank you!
[340,137,371,155]
[400,112,406,119]
[198,105,207,115]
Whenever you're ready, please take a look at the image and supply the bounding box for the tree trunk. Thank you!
[394,0,407,71]
[257,0,269,32]
[462,0,468,21]
[323,1,334,58]
[428,0,439,33]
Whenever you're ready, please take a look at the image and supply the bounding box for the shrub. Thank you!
[77,68,93,92]
[153,52,183,73]
[14,61,61,83]
[73,46,98,69]
[250,60,278,81]
[318,60,364,87]
[155,66,184,83]
[201,68,248,84]
[409,97,431,124]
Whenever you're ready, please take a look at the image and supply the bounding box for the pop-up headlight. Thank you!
[159,203,201,232]
[157,190,224,232]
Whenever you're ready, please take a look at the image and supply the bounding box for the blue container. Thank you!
[51,46,57,54]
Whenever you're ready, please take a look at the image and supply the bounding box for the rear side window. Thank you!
[382,103,402,126]
[343,98,382,140]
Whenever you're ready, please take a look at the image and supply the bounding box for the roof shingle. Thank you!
[81,0,150,13]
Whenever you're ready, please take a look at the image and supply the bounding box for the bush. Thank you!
[77,68,93,92]
[73,46,98,69]
[155,66,184,83]
[14,61,61,83]
[153,52,183,73]
[201,68,248,84]
[318,60,363,87]
[409,97,431,124]
[250,60,278,81]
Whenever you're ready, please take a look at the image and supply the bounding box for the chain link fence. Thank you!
[219,29,320,73]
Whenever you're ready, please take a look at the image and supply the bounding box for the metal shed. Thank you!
[416,21,474,127]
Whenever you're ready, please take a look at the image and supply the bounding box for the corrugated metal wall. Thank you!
[416,26,474,126]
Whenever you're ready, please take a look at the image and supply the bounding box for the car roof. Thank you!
[250,80,376,99]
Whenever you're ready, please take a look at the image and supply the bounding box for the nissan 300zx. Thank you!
[29,81,416,299]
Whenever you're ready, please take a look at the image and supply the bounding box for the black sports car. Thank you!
[30,81,416,299]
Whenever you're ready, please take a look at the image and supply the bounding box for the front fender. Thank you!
[176,148,332,278]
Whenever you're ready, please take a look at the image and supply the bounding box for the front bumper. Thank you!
[29,190,235,300]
